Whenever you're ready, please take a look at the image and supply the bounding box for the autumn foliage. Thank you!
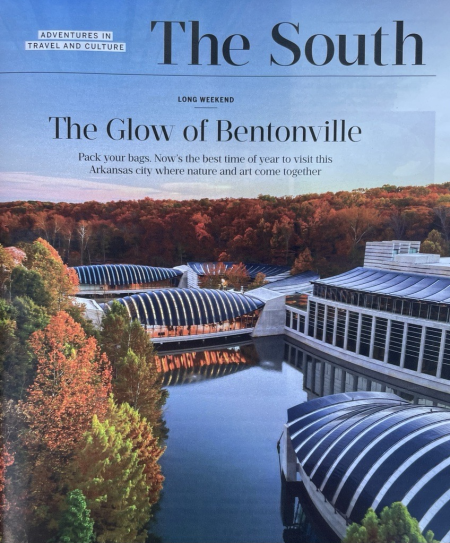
[1,241,167,543]
[1,183,450,277]
[22,311,111,456]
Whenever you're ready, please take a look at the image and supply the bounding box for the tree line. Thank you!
[1,183,450,276]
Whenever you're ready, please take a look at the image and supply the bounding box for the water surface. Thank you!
[153,336,450,543]
[155,339,307,543]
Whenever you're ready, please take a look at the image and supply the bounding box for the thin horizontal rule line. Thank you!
[0,71,437,78]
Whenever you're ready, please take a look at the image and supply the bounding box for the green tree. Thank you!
[3,296,49,400]
[100,303,168,442]
[10,267,50,308]
[70,415,151,543]
[55,489,94,543]
[422,229,448,256]
[0,299,18,383]
[24,238,78,314]
[342,503,439,543]
[99,300,131,368]
[0,244,15,298]
[106,399,164,506]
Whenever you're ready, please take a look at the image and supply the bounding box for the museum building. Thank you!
[285,241,450,388]
[187,262,291,282]
[72,263,182,293]
[103,287,264,340]
[284,392,450,542]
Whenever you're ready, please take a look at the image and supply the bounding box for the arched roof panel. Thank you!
[331,410,441,512]
[187,262,291,278]
[314,267,450,303]
[287,393,450,541]
[104,288,264,326]
[72,264,182,286]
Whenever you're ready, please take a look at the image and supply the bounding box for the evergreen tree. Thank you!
[106,399,164,506]
[71,415,151,543]
[342,503,439,543]
[56,490,94,543]
[99,300,131,368]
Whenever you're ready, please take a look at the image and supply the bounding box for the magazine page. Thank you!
[1,1,450,543]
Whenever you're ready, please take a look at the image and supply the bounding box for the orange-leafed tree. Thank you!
[22,311,111,457]
[19,311,112,536]
[291,248,314,274]
[0,440,14,523]
[333,206,382,257]
[248,272,267,290]
[199,262,227,289]
[224,262,250,290]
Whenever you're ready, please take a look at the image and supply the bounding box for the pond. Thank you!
[152,335,450,543]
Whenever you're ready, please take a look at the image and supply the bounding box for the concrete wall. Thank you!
[174,265,199,288]
[284,326,450,395]
[364,240,450,276]
[280,424,298,483]
[74,297,104,329]
[298,463,348,539]
[252,295,286,337]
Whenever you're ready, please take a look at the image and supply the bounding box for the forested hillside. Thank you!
[1,183,449,276]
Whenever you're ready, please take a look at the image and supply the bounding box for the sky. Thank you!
[0,0,449,202]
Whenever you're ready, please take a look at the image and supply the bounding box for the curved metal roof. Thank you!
[287,392,450,542]
[72,264,182,286]
[187,262,291,279]
[314,267,450,303]
[106,288,264,326]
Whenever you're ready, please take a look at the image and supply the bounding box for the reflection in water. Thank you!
[284,338,450,408]
[280,478,331,543]
[154,338,304,543]
[157,343,260,386]
[279,338,450,543]
[154,336,449,543]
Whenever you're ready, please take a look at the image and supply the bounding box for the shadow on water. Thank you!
[280,476,338,543]
[284,336,450,408]
[151,335,449,543]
